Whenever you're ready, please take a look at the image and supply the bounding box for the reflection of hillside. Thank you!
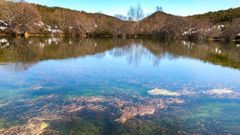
[0,38,132,71]
[0,37,239,70]
[142,40,240,69]
[0,37,131,62]
[0,62,36,72]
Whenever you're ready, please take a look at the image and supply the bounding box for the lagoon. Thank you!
[0,37,240,134]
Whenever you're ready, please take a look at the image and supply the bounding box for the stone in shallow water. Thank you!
[207,88,233,95]
[206,88,240,99]
[30,85,43,91]
[0,117,58,135]
[166,98,184,104]
[116,105,157,124]
[148,88,181,96]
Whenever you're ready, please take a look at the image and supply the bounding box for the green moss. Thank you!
[51,118,101,135]
[0,119,6,128]
[193,103,222,118]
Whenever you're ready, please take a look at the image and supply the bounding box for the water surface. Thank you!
[0,37,240,135]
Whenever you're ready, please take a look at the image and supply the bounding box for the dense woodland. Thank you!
[0,0,240,41]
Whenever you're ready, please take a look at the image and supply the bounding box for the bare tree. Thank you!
[51,10,88,36]
[0,1,40,34]
[51,10,73,33]
[156,6,163,12]
[128,6,135,21]
[127,3,144,21]
[223,18,240,41]
[114,14,127,21]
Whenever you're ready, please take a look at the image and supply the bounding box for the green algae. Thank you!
[0,119,6,128]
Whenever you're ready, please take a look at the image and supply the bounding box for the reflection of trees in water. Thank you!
[2,62,36,72]
[109,43,165,66]
[0,37,240,71]
[92,52,106,59]
[142,40,240,68]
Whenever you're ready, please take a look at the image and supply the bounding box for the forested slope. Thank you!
[0,1,239,41]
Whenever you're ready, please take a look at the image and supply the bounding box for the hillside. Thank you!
[0,1,239,41]
[190,7,240,23]
[138,12,189,40]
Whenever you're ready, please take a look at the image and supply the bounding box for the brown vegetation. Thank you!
[0,1,239,41]
[222,18,240,41]
[0,1,40,35]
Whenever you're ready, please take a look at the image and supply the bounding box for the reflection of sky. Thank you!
[0,43,240,98]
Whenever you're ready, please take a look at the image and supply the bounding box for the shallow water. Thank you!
[0,37,240,135]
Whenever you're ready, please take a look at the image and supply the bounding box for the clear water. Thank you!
[0,37,240,135]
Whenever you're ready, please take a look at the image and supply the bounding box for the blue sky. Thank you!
[26,0,240,16]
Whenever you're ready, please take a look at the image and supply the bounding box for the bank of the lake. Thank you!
[0,1,240,41]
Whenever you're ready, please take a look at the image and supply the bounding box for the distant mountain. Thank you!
[0,1,239,41]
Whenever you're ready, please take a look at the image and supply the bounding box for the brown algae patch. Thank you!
[0,95,186,133]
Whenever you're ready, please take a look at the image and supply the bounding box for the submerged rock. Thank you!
[148,88,181,96]
[71,96,107,103]
[206,88,240,99]
[30,85,44,91]
[116,105,157,124]
[166,98,185,104]
[0,117,58,135]
[207,88,233,95]
[63,104,84,113]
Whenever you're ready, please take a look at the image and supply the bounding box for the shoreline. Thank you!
[0,33,239,42]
